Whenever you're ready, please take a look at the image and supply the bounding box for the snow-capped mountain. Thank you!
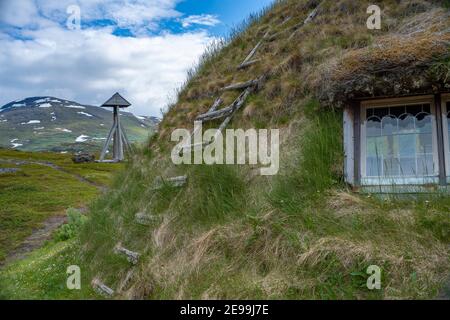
[0,97,159,152]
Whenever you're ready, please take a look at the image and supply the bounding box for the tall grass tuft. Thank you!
[271,99,343,212]
[183,165,246,225]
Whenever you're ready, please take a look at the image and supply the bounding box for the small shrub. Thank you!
[271,99,343,212]
[54,208,87,241]
[430,56,450,83]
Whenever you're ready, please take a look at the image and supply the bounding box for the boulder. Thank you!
[72,153,95,164]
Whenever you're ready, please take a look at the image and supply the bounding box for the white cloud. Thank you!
[0,1,215,116]
[0,0,182,31]
[181,14,221,28]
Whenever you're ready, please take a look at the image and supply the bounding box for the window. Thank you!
[361,97,439,185]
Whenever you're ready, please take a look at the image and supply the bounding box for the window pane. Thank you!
[398,115,415,134]
[366,136,384,156]
[416,114,433,133]
[367,156,382,177]
[382,116,397,135]
[417,133,433,154]
[373,107,389,119]
[399,157,416,176]
[390,106,405,118]
[384,157,400,176]
[367,117,381,137]
[364,103,437,180]
[398,134,416,156]
[406,104,423,116]
[417,154,434,176]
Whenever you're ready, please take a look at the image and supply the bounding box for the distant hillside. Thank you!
[0,97,159,153]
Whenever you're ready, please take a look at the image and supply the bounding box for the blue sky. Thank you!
[0,0,275,116]
[173,0,274,36]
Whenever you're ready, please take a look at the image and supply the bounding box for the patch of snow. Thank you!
[0,119,7,123]
[11,143,23,148]
[21,120,41,125]
[34,98,50,104]
[60,151,68,154]
[92,137,106,140]
[75,135,89,142]
[135,115,145,120]
[38,103,52,108]
[77,111,93,117]
[55,128,72,133]
[100,123,105,126]
[12,103,26,107]
[141,124,146,128]
[65,105,85,110]
[10,138,18,143]
[34,127,45,130]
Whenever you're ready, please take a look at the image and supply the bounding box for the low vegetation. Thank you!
[1,0,449,300]
[0,149,122,262]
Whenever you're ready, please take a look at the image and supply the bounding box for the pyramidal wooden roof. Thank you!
[101,92,131,108]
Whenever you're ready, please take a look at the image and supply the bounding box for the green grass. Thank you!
[0,149,122,262]
[271,99,343,212]
[0,240,95,299]
[66,108,448,299]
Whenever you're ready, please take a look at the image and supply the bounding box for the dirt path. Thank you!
[0,158,105,267]
[0,215,68,267]
[0,158,104,190]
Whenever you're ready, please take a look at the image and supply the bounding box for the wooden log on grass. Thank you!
[117,269,135,293]
[237,59,261,70]
[237,30,270,69]
[214,87,254,139]
[269,5,321,42]
[153,175,188,190]
[221,78,260,91]
[196,105,234,122]
[135,212,161,226]
[92,279,114,297]
[114,243,140,265]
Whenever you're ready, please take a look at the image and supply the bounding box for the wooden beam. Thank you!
[117,269,135,293]
[114,244,140,265]
[214,87,253,139]
[435,94,447,185]
[196,105,234,121]
[153,175,188,190]
[238,30,270,68]
[353,101,362,187]
[288,5,321,40]
[269,4,321,42]
[92,279,114,297]
[237,59,261,70]
[343,106,355,185]
[135,212,161,226]
[99,119,117,161]
[221,78,260,91]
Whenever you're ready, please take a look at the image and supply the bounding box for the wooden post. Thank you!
[435,94,447,185]
[353,101,362,187]
[99,93,132,162]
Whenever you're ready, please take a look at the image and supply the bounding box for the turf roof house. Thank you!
[316,22,450,192]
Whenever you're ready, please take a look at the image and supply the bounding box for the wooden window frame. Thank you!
[359,95,440,186]
[441,93,450,183]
